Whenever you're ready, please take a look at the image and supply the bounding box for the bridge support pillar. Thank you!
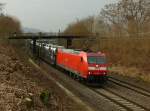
[32,39,37,54]
[67,38,72,48]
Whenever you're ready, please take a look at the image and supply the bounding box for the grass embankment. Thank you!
[93,37,150,82]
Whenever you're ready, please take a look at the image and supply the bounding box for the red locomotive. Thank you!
[56,48,107,82]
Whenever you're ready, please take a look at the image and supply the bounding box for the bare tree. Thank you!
[0,3,5,16]
[64,17,93,35]
[0,16,21,38]
[101,0,150,37]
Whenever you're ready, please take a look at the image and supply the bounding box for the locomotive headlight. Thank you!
[88,67,95,70]
[100,67,107,70]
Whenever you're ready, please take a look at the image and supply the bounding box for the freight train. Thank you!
[29,40,108,83]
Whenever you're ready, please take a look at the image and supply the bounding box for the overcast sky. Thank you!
[1,0,116,32]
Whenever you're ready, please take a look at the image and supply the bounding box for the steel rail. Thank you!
[108,77,150,97]
[92,88,149,111]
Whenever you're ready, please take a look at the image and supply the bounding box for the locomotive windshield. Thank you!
[88,56,106,64]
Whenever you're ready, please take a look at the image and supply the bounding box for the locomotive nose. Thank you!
[88,64,107,76]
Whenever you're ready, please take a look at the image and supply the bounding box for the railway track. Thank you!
[108,76,150,97]
[92,87,149,111]
[64,72,150,111]
[36,58,150,111]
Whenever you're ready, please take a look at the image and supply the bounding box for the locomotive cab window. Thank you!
[88,56,106,64]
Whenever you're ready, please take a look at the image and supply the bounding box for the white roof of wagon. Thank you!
[61,48,81,54]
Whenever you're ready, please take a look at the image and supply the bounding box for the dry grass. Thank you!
[95,37,150,71]
[110,66,150,82]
